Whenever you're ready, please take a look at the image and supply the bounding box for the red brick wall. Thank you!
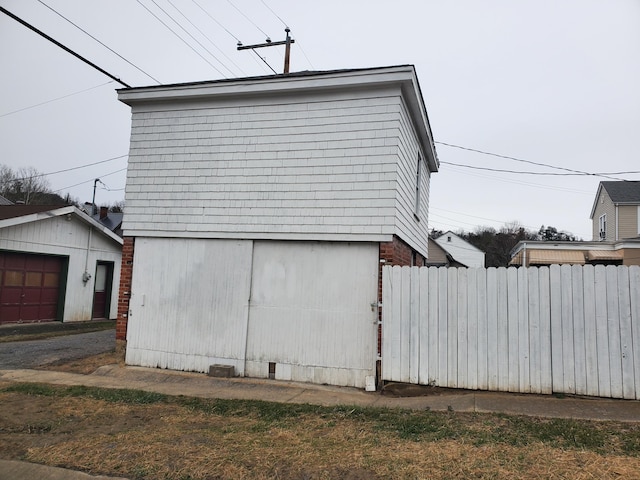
[377,236,426,356]
[116,237,135,341]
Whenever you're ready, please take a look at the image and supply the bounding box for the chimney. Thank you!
[99,206,108,219]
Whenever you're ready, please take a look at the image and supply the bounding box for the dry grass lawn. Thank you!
[1,373,640,480]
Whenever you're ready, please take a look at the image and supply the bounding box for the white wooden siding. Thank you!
[392,98,430,256]
[382,265,640,399]
[123,89,402,240]
[0,215,122,321]
[245,241,379,388]
[125,238,379,388]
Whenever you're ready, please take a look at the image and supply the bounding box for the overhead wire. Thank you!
[0,81,114,118]
[165,0,247,77]
[54,167,127,193]
[0,5,130,87]
[226,0,269,38]
[258,0,314,70]
[435,141,629,181]
[146,0,235,77]
[35,0,161,84]
[441,161,640,177]
[11,155,128,182]
[135,0,227,78]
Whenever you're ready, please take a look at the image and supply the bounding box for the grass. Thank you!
[4,382,640,456]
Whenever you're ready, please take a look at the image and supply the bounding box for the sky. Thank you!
[1,0,639,240]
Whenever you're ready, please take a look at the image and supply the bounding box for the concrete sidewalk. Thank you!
[2,364,640,422]
[1,364,640,479]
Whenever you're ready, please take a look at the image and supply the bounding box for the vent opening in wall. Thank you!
[269,362,276,380]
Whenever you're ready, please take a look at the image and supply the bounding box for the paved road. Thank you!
[0,329,115,369]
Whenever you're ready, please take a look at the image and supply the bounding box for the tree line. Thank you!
[431,223,578,268]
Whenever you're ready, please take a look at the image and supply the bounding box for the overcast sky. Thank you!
[1,0,639,240]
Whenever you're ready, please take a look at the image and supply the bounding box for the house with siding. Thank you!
[116,65,439,388]
[591,181,640,241]
[0,205,122,324]
[433,231,485,268]
[510,181,640,266]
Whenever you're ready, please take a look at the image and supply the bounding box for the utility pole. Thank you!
[237,28,295,74]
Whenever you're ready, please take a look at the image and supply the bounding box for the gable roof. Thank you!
[0,205,123,245]
[601,181,640,203]
[590,181,640,219]
[0,195,13,205]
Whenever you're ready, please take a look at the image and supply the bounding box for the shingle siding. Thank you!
[592,189,616,241]
[123,87,425,246]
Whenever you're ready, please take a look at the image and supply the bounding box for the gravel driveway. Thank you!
[0,329,115,369]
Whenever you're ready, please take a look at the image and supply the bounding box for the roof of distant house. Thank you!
[600,181,640,203]
[0,204,63,221]
[0,195,13,205]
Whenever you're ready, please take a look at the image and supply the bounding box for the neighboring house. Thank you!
[424,237,466,267]
[509,239,640,266]
[0,195,13,206]
[433,231,485,268]
[590,181,640,241]
[92,207,123,238]
[116,65,439,388]
[0,205,123,324]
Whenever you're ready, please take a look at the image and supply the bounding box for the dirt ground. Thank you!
[2,353,640,479]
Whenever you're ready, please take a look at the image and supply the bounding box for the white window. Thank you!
[414,155,422,217]
[599,214,607,240]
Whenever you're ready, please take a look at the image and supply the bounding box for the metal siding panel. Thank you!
[126,238,252,374]
[246,241,378,388]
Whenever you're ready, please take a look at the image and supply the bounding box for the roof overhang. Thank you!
[510,249,586,266]
[117,65,439,172]
[0,206,123,245]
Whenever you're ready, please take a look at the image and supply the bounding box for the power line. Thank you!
[227,0,269,38]
[164,0,245,77]
[146,0,235,77]
[0,6,130,87]
[0,81,113,118]
[191,0,240,43]
[12,155,128,182]
[258,1,314,70]
[35,0,161,84]
[54,167,127,193]
[435,141,628,181]
[135,0,227,78]
[441,160,640,177]
[260,0,287,27]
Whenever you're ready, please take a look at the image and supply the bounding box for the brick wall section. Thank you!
[377,235,425,356]
[116,236,135,341]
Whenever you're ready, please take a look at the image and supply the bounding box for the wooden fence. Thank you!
[381,264,640,399]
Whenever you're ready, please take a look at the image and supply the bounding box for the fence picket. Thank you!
[381,265,640,400]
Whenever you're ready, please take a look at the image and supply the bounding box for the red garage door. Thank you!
[0,252,64,324]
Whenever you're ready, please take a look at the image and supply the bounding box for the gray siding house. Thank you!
[116,65,439,388]
[591,181,640,241]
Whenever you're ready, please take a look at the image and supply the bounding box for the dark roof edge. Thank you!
[116,65,416,93]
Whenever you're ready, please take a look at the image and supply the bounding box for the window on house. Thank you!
[599,214,607,240]
[415,154,422,217]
